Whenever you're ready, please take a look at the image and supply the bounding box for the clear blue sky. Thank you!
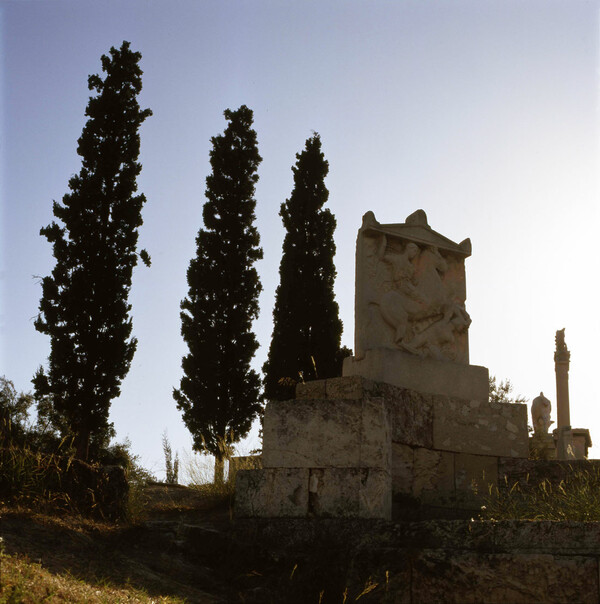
[2,0,598,478]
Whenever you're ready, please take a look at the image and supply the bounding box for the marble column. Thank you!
[554,329,571,430]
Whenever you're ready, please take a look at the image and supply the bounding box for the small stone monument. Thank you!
[343,210,488,401]
[529,393,556,460]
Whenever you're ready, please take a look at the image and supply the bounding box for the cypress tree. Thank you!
[174,106,263,482]
[263,134,344,401]
[33,42,152,460]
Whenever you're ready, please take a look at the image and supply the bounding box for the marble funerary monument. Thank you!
[236,211,546,520]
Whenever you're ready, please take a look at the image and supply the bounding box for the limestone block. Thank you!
[433,396,528,458]
[295,379,327,400]
[413,447,455,507]
[262,398,391,471]
[343,348,489,401]
[234,468,308,518]
[454,453,498,509]
[392,442,414,495]
[387,389,433,448]
[308,467,391,520]
[572,428,592,459]
[325,375,376,399]
[493,520,600,555]
[394,519,496,551]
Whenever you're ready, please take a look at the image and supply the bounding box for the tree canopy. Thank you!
[263,134,345,401]
[33,41,152,460]
[173,105,263,481]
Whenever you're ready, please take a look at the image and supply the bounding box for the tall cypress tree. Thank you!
[174,106,263,482]
[33,42,152,460]
[263,134,344,401]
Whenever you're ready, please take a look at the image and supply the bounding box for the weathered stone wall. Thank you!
[238,389,393,519]
[236,517,600,603]
[294,376,528,515]
[236,376,530,520]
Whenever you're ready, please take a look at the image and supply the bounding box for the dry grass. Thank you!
[182,447,260,512]
[481,467,600,521]
[0,550,184,604]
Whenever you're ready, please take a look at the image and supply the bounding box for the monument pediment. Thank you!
[361,210,472,258]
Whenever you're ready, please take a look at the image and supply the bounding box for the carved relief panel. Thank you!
[355,210,472,364]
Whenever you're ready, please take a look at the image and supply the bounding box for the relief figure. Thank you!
[373,233,470,360]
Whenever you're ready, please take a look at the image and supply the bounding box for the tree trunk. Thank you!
[214,454,225,484]
[75,430,90,461]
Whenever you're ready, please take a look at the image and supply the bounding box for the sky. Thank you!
[2,0,599,479]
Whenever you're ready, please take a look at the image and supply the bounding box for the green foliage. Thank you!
[263,134,345,401]
[174,106,263,482]
[162,432,179,484]
[488,375,527,405]
[0,377,34,448]
[1,377,152,521]
[481,468,600,521]
[33,42,152,460]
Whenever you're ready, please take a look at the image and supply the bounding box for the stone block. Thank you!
[262,398,391,471]
[387,389,433,448]
[308,467,391,520]
[295,379,327,400]
[234,468,308,518]
[454,453,498,509]
[572,428,592,459]
[529,433,557,460]
[325,375,375,399]
[343,348,489,401]
[493,520,600,555]
[392,442,414,495]
[413,447,455,507]
[433,396,528,457]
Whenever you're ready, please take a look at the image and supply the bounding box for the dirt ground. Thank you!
[0,484,268,603]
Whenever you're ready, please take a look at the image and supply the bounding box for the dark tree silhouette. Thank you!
[263,134,345,401]
[174,106,263,482]
[33,42,152,460]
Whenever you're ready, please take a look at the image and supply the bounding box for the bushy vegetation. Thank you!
[481,468,600,521]
[1,376,153,520]
[488,375,527,405]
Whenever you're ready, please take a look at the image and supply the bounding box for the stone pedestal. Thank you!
[529,433,557,460]
[556,426,576,461]
[343,348,489,402]
[235,376,529,520]
[572,429,592,459]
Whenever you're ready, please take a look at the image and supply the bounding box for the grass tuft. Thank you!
[481,467,600,521]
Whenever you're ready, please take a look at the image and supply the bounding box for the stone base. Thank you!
[262,397,391,471]
[529,433,557,460]
[343,348,489,401]
[235,467,391,520]
[236,375,530,521]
